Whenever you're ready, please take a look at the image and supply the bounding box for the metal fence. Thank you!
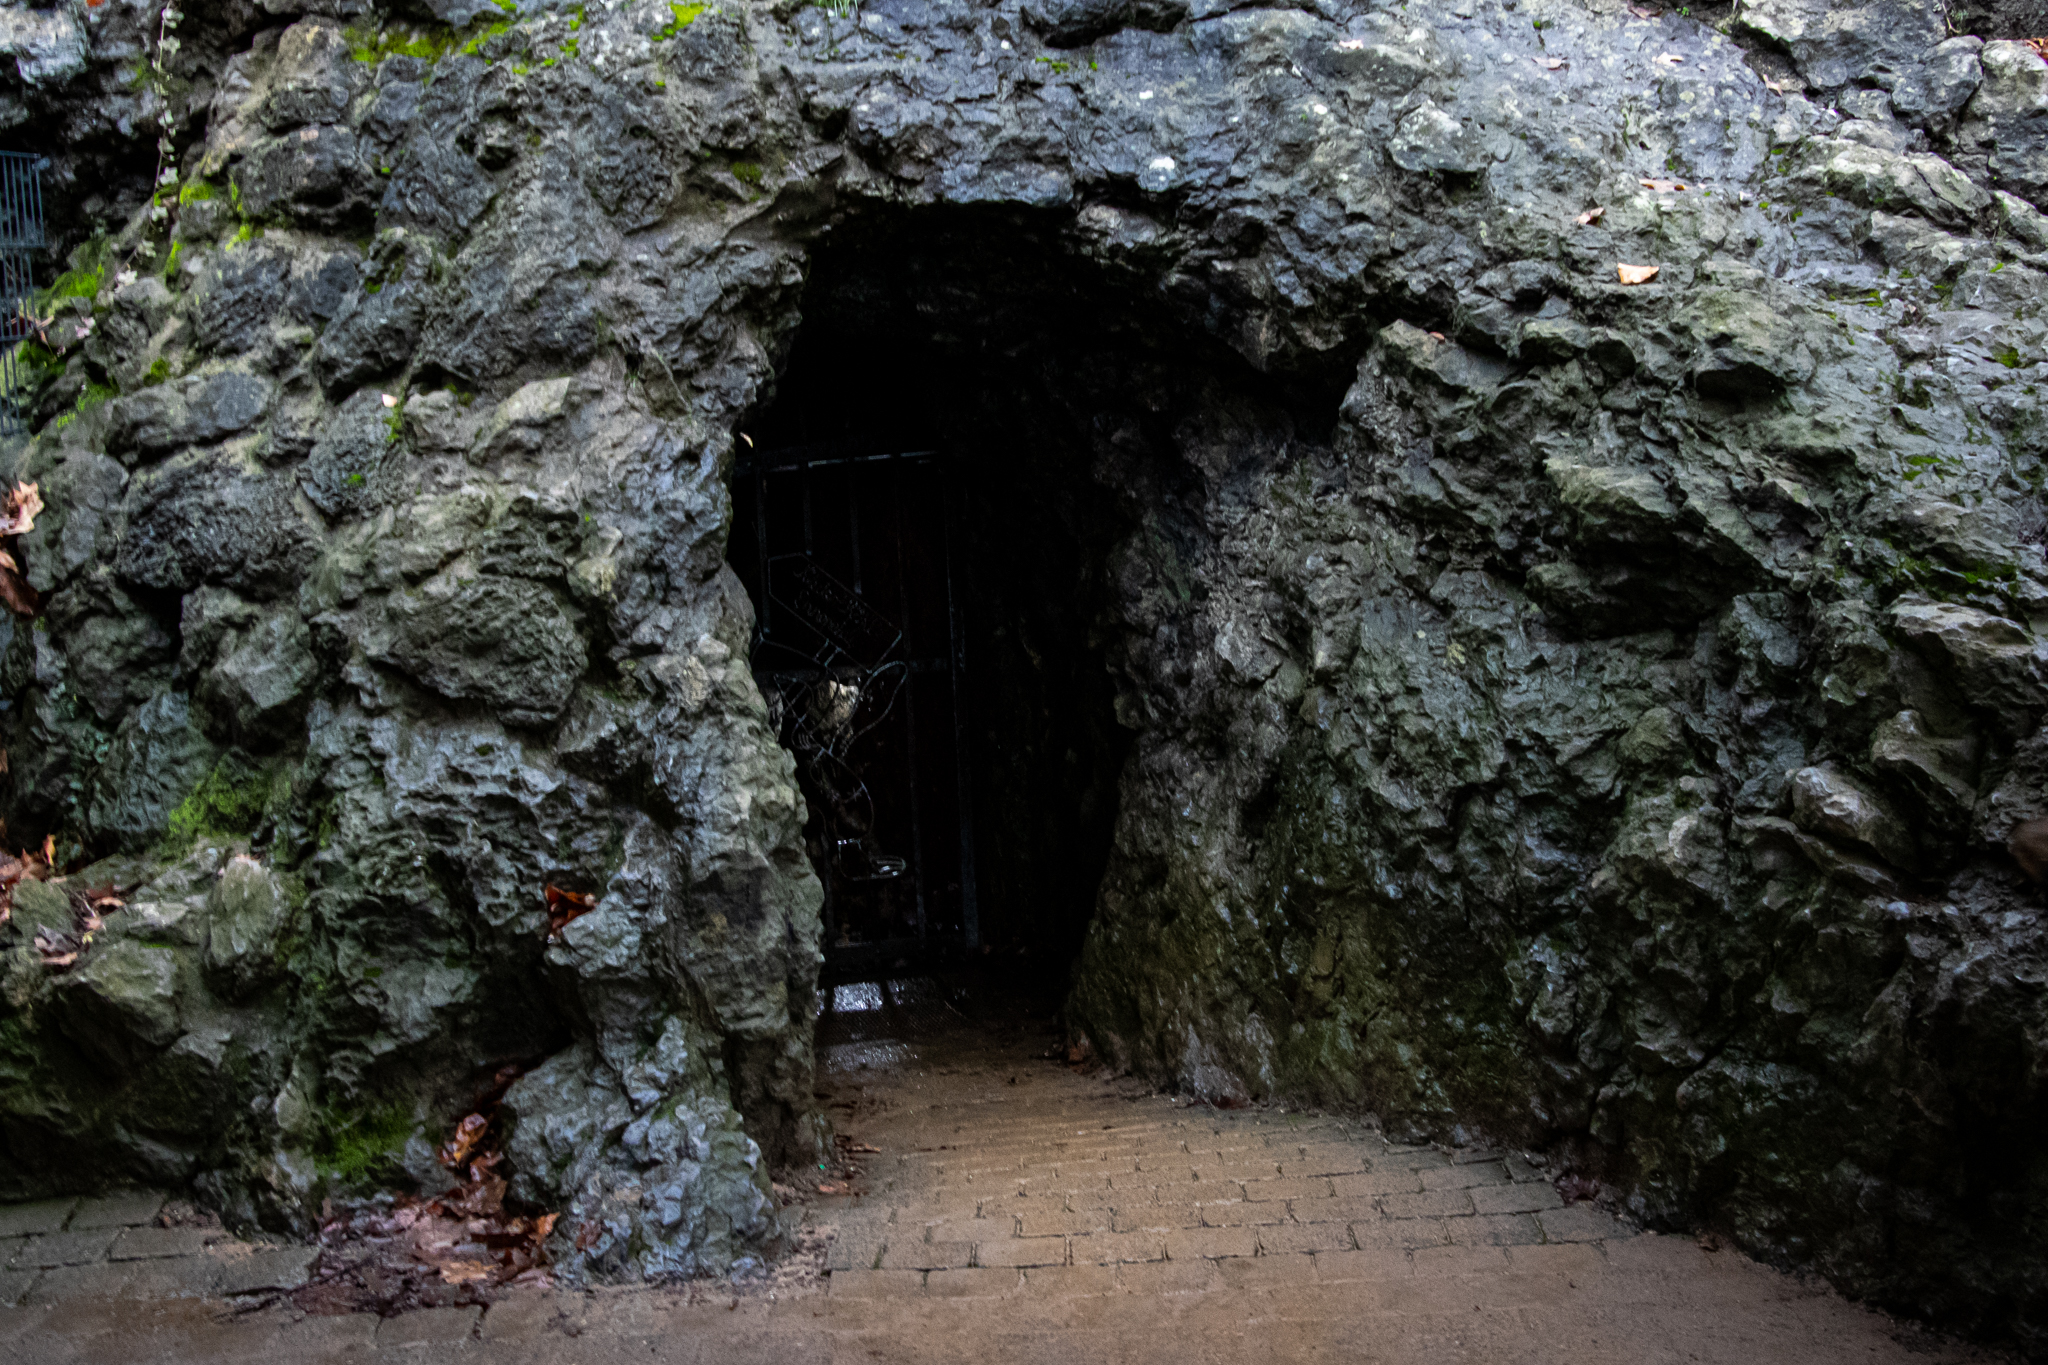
[0,152,43,435]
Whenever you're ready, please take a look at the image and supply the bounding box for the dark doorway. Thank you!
[726,209,1153,993]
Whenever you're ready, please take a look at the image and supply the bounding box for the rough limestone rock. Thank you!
[0,0,2045,1353]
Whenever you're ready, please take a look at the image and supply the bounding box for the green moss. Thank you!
[1994,346,2023,369]
[730,161,763,187]
[459,19,512,56]
[651,2,707,40]
[176,179,215,206]
[143,357,172,386]
[160,240,183,280]
[312,1100,417,1186]
[159,758,289,855]
[50,381,117,434]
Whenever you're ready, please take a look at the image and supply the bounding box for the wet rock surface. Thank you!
[1,0,2046,1354]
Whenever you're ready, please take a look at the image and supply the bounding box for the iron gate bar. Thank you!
[0,153,44,250]
[891,460,929,943]
[942,469,979,949]
[733,447,943,476]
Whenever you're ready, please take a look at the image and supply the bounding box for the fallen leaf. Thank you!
[815,1182,846,1195]
[1536,56,1566,70]
[533,1212,559,1241]
[0,482,42,538]
[437,1259,495,1284]
[440,1112,491,1169]
[544,884,597,937]
[1427,331,1447,341]
[1640,177,1687,192]
[380,393,398,408]
[1617,263,1661,285]
[575,1219,601,1251]
[1655,52,1683,64]
[0,564,38,618]
[1627,4,1660,14]
[1575,206,1606,225]
[2028,37,2047,59]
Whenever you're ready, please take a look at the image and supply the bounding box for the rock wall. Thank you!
[1,0,2045,1347]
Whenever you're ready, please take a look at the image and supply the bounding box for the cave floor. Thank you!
[0,984,2008,1363]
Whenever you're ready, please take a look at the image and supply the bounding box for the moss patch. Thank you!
[159,758,291,855]
[313,1101,417,1186]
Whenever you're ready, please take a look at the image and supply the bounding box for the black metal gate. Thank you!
[728,446,978,980]
[0,152,43,435]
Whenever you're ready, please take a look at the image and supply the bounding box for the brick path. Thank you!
[0,987,2010,1363]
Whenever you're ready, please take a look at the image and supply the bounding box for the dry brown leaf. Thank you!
[1640,177,1687,192]
[1575,206,1606,225]
[440,1112,490,1169]
[1427,331,1447,341]
[0,482,42,538]
[544,884,596,937]
[436,1259,495,1284]
[0,564,38,618]
[1617,263,1661,285]
[2027,37,2048,59]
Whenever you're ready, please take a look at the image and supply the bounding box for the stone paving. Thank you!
[0,994,2013,1363]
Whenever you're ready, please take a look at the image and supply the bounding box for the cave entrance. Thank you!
[727,208,1137,1000]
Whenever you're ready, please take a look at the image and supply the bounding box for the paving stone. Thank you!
[1421,1161,1511,1191]
[67,1192,167,1231]
[1446,1213,1545,1247]
[1313,1247,1415,1283]
[1020,1264,1116,1296]
[1280,1146,1376,1177]
[1469,1182,1564,1216]
[119,1256,224,1298]
[1329,1170,1426,1198]
[1290,1195,1381,1225]
[1111,1204,1200,1233]
[1240,1177,1333,1203]
[21,1260,138,1301]
[880,1239,973,1270]
[1019,1208,1105,1237]
[1355,1219,1452,1251]
[0,1269,38,1307]
[825,1234,885,1272]
[1196,1199,1288,1228]
[1381,1189,1477,1220]
[826,1269,926,1300]
[926,1267,1019,1299]
[376,1305,480,1347]
[8,1228,118,1269]
[1213,1254,1310,1290]
[0,1201,76,1240]
[477,1291,571,1341]
[1117,1258,1220,1295]
[1538,1204,1635,1243]
[211,1246,322,1295]
[1162,1226,1257,1261]
[1069,1231,1164,1265]
[1258,1223,1356,1255]
[976,1236,1068,1269]
[108,1226,219,1260]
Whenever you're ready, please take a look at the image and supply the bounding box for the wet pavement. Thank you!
[0,979,2013,1363]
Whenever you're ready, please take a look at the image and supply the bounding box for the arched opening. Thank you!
[725,204,1347,1039]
